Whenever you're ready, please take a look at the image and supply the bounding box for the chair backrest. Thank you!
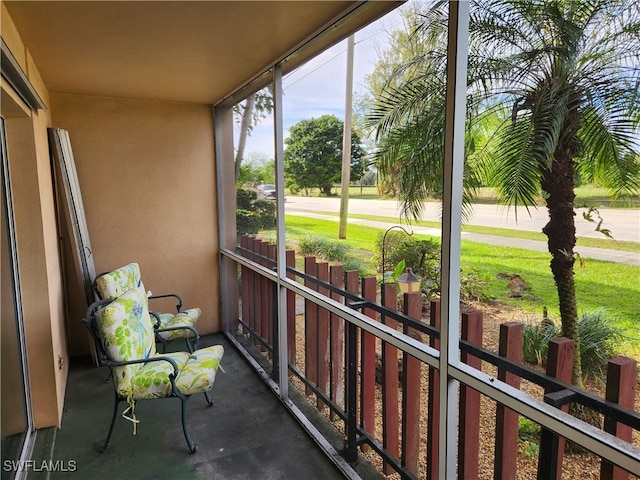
[94,262,142,301]
[91,285,157,397]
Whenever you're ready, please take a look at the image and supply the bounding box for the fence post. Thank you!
[260,241,270,344]
[286,249,296,364]
[459,310,483,480]
[402,291,422,475]
[330,265,345,417]
[361,276,377,445]
[240,236,250,330]
[268,243,277,347]
[494,322,523,480]
[316,261,330,410]
[382,282,399,474]
[304,256,318,396]
[427,298,440,480]
[601,356,637,480]
[249,238,261,339]
[537,337,574,480]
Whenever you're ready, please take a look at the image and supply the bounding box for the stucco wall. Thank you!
[49,93,221,356]
[2,2,67,429]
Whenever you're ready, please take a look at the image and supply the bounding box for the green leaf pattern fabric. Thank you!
[96,285,223,400]
[95,262,141,300]
[156,308,201,341]
[95,262,200,341]
[174,346,224,396]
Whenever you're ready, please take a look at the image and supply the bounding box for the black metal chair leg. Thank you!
[101,394,121,453]
[203,391,213,406]
[180,396,197,453]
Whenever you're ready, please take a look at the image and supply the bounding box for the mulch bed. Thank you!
[288,299,639,479]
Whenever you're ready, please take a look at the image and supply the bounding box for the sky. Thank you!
[237,5,406,162]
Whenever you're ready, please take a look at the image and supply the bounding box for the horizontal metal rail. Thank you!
[222,246,640,475]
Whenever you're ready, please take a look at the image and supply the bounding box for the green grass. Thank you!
[279,214,640,356]
[314,212,640,253]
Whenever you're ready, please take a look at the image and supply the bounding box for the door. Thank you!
[1,116,35,480]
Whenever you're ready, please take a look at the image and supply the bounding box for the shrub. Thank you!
[578,309,623,377]
[236,189,275,235]
[254,199,276,229]
[236,210,260,236]
[375,232,441,296]
[298,234,369,275]
[299,235,349,261]
[522,321,561,365]
[237,188,257,210]
[460,269,493,302]
[522,309,624,377]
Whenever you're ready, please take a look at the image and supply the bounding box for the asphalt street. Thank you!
[283,197,640,266]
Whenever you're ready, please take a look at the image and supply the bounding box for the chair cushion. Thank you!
[95,286,157,397]
[131,352,190,399]
[156,308,201,341]
[175,345,224,395]
[130,345,224,399]
[95,263,142,300]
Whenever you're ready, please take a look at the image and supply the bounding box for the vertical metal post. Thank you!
[344,318,358,463]
[214,105,239,332]
[273,64,289,398]
[439,1,470,478]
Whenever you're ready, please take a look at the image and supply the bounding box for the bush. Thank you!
[298,234,369,275]
[522,309,624,377]
[236,189,275,235]
[236,209,261,236]
[237,188,257,210]
[578,309,623,377]
[460,269,493,302]
[254,199,276,229]
[523,321,561,365]
[375,232,441,296]
[299,235,350,261]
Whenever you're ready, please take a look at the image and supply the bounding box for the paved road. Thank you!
[284,197,640,266]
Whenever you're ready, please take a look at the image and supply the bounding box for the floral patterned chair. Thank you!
[93,262,201,353]
[83,285,224,453]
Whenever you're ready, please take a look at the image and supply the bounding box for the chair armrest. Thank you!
[149,311,162,329]
[106,355,180,379]
[148,293,183,312]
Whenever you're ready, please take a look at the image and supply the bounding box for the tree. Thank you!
[234,88,273,180]
[284,115,365,196]
[368,0,640,385]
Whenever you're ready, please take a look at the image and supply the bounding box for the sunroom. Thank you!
[1,1,638,479]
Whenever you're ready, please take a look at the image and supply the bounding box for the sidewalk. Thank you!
[287,212,640,266]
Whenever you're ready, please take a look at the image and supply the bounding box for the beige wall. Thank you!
[2,1,221,429]
[2,2,68,428]
[50,93,221,355]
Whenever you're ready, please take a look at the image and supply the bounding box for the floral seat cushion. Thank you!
[95,286,223,400]
[155,309,201,341]
[94,262,142,300]
[95,262,201,343]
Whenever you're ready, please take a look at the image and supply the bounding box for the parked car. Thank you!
[257,184,276,200]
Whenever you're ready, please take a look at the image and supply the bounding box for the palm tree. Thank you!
[368,0,640,385]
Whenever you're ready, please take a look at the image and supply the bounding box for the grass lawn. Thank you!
[315,212,640,253]
[279,214,640,357]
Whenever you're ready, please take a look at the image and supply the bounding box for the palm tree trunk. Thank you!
[540,149,583,387]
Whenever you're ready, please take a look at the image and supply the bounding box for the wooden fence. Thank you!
[239,237,638,480]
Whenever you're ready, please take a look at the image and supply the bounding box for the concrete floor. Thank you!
[29,334,355,480]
